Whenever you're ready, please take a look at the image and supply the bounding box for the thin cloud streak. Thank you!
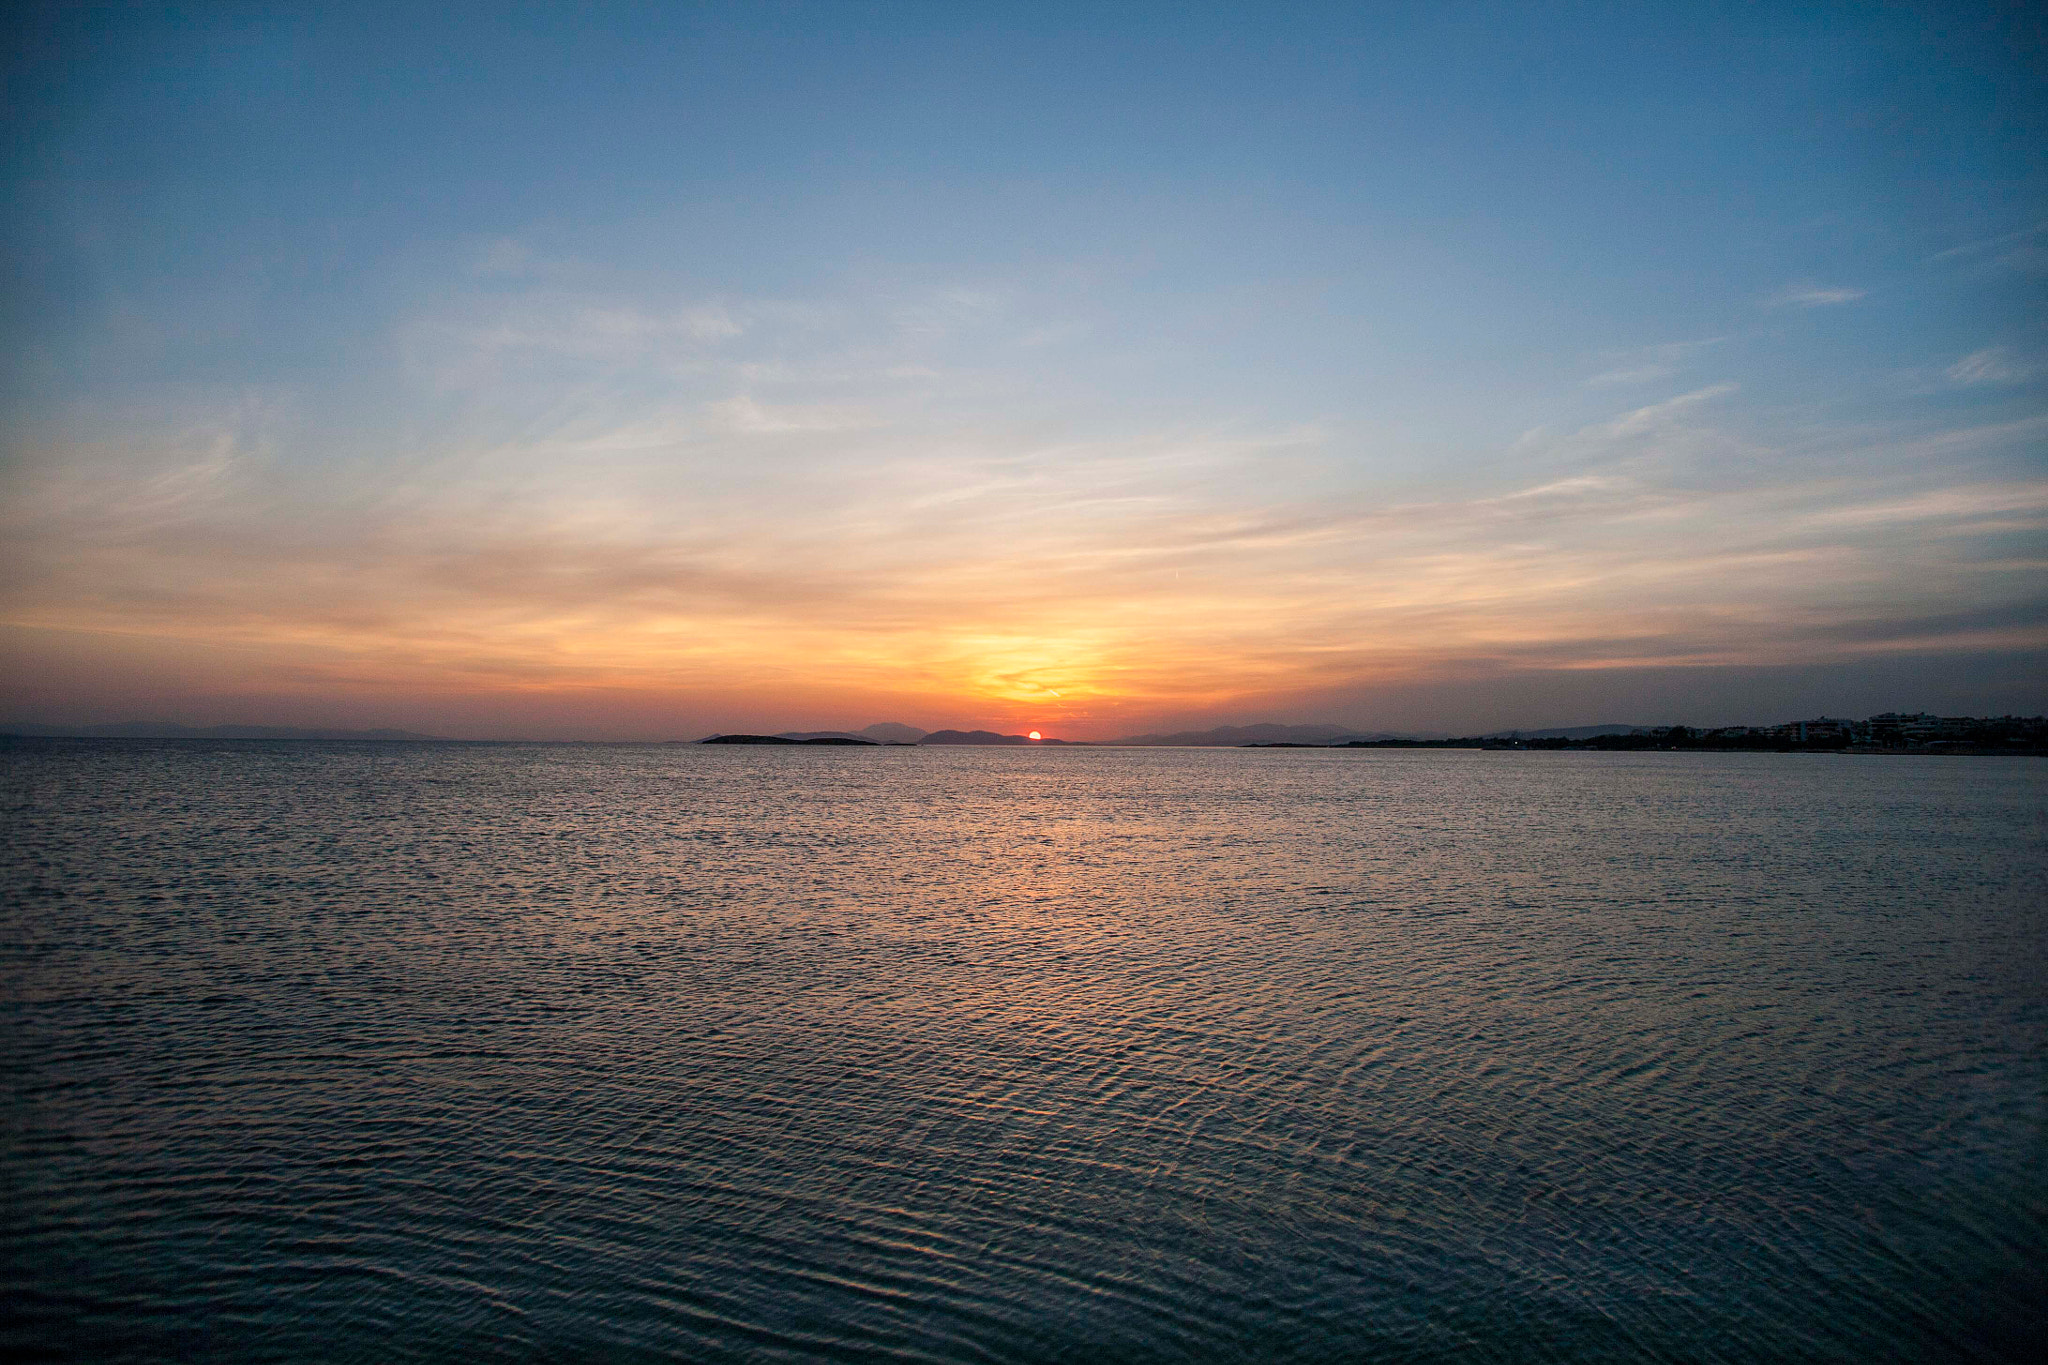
[1583,339,1726,388]
[1765,284,1867,309]
[1946,348,2032,387]
[1924,220,2048,264]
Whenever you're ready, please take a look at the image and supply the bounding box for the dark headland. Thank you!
[693,734,877,745]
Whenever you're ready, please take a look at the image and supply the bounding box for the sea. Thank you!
[2,739,2043,1363]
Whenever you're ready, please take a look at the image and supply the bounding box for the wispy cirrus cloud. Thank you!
[1924,220,2048,266]
[1765,283,1866,309]
[1946,347,2034,387]
[6,352,2040,736]
[6,227,2043,736]
[706,395,878,435]
[1583,337,1725,387]
[1601,382,1736,428]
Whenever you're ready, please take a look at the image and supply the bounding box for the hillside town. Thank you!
[1465,712,2048,753]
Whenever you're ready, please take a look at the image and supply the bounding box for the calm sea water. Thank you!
[3,740,2043,1362]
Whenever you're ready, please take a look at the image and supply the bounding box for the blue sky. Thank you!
[3,2,2043,737]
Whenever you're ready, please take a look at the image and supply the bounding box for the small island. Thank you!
[692,734,878,745]
[919,729,1081,745]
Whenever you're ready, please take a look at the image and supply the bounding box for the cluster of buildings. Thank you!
[1687,712,2047,749]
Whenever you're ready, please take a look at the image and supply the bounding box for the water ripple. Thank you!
[3,741,2044,1362]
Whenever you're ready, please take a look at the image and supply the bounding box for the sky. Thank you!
[2,1,2043,740]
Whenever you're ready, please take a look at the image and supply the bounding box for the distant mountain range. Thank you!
[775,724,927,743]
[1117,723,1419,746]
[0,722,447,741]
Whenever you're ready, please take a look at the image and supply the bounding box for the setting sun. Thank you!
[1028,731,1041,740]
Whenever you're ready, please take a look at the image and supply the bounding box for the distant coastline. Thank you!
[9,710,2043,754]
[691,734,883,746]
[1255,714,2048,756]
[686,711,2046,753]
